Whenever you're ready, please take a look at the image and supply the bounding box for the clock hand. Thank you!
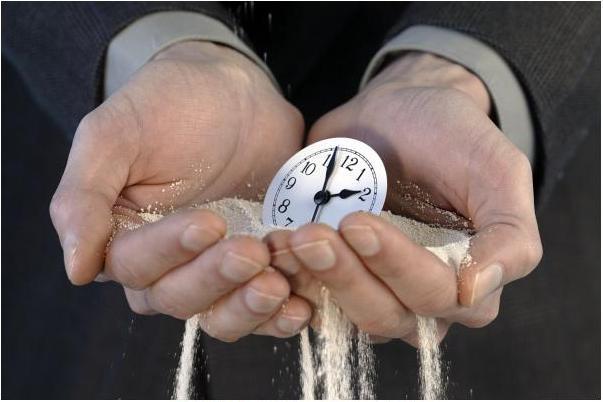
[331,189,362,199]
[311,203,320,223]
[321,145,338,192]
[312,146,339,222]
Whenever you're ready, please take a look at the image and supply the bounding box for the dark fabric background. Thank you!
[2,54,600,398]
[3,2,600,205]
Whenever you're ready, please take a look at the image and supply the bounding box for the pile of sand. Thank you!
[137,198,470,400]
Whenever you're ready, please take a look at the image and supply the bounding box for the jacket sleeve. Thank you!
[387,2,600,203]
[2,2,236,137]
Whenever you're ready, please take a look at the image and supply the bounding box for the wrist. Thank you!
[365,51,491,113]
[153,40,276,92]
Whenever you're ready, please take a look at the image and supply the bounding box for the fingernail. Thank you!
[276,315,308,334]
[180,225,219,252]
[340,225,380,257]
[292,240,336,271]
[470,263,503,306]
[271,249,301,275]
[245,287,283,313]
[63,235,78,279]
[220,252,263,283]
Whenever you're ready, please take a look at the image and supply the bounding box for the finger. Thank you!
[145,236,269,319]
[105,209,226,289]
[253,295,312,337]
[460,149,542,307]
[339,212,458,316]
[198,269,290,342]
[264,230,303,276]
[289,223,416,338]
[445,288,502,328]
[49,112,133,285]
[458,221,542,307]
[264,230,321,305]
[110,205,146,234]
[124,287,158,315]
[368,335,393,344]
[401,318,450,348]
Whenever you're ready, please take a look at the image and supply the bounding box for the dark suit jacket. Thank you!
[3,2,600,203]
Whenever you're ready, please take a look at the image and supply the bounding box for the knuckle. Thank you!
[357,310,407,338]
[127,300,144,315]
[149,284,189,319]
[370,261,400,282]
[127,298,153,316]
[111,254,147,290]
[152,243,183,269]
[516,233,543,279]
[512,150,532,176]
[124,289,156,316]
[200,271,232,295]
[356,319,383,337]
[281,101,304,131]
[412,289,456,317]
[525,237,544,268]
[76,112,97,134]
[76,111,110,141]
[49,192,67,225]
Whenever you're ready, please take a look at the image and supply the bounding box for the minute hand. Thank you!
[321,145,338,192]
[311,146,339,223]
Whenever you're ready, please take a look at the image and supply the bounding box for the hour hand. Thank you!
[331,189,362,199]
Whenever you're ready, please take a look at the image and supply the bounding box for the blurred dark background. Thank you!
[2,32,601,399]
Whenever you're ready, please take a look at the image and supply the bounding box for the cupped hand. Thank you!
[49,41,311,341]
[266,52,542,345]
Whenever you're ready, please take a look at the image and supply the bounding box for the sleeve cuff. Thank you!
[361,25,535,164]
[104,11,278,98]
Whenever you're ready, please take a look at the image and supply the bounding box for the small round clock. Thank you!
[262,137,388,229]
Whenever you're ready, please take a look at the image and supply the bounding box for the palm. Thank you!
[308,87,525,230]
[99,52,303,212]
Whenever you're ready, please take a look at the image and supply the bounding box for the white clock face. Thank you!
[262,137,387,229]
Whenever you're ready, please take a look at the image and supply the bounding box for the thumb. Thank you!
[458,154,543,307]
[458,221,543,307]
[49,114,132,285]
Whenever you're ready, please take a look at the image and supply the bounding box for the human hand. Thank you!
[49,41,311,341]
[265,52,542,345]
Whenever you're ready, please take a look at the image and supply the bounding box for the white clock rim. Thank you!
[262,137,388,227]
[271,148,379,225]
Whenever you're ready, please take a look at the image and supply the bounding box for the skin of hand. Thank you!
[265,51,543,346]
[49,40,312,342]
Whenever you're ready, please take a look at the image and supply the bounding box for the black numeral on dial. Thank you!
[301,162,316,175]
[359,187,371,201]
[340,155,358,171]
[278,199,291,213]
[285,176,296,189]
[356,168,366,181]
[284,217,294,226]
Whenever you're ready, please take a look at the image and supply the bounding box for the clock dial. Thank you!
[262,137,387,229]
